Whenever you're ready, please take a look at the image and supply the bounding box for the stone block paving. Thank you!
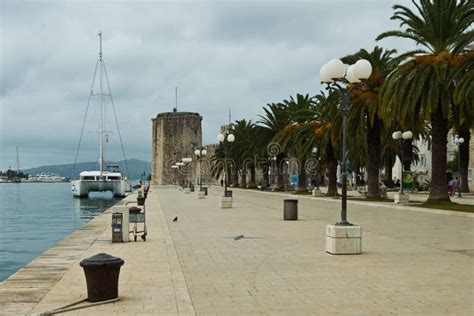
[28,190,194,316]
[158,187,473,315]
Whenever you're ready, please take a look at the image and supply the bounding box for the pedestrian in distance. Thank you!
[448,178,454,196]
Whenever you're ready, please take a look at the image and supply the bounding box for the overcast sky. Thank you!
[0,0,416,170]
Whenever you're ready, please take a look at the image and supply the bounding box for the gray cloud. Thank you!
[0,0,415,170]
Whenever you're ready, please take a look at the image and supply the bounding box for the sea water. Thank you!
[0,182,120,282]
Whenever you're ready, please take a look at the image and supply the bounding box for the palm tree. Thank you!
[377,0,474,202]
[292,91,342,196]
[257,103,289,189]
[231,119,258,188]
[452,49,473,192]
[342,46,399,198]
[273,94,314,191]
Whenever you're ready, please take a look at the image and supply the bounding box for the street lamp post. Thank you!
[175,162,184,190]
[217,132,235,197]
[320,58,372,226]
[194,148,208,191]
[392,130,413,203]
[171,164,179,187]
[320,58,372,255]
[454,135,465,198]
[311,147,322,197]
[312,147,320,190]
[182,157,192,187]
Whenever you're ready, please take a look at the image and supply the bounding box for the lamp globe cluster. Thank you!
[392,131,413,140]
[217,133,235,143]
[320,58,372,83]
[195,149,207,157]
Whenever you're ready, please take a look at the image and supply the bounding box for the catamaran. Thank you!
[71,31,130,198]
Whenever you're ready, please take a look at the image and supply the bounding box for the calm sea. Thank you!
[0,183,120,282]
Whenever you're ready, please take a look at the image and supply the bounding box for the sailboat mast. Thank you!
[16,145,20,174]
[98,31,104,177]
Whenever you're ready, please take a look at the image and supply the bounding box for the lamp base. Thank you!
[197,191,206,199]
[184,188,191,194]
[326,224,362,255]
[177,186,183,191]
[394,193,409,205]
[219,196,232,208]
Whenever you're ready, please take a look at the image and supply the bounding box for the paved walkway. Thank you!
[159,187,473,315]
[1,186,473,315]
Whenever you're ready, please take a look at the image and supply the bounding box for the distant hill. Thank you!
[22,159,150,180]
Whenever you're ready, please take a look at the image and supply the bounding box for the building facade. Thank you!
[392,129,473,192]
[151,112,202,185]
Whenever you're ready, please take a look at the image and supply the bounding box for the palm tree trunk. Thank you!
[240,171,247,188]
[385,156,394,187]
[233,170,239,187]
[326,141,338,196]
[428,108,450,202]
[263,165,269,187]
[249,166,257,188]
[276,154,284,189]
[366,115,381,198]
[458,126,470,193]
[297,157,307,192]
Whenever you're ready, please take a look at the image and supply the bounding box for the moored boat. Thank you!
[71,31,129,198]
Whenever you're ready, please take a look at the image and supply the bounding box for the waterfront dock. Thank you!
[1,187,473,315]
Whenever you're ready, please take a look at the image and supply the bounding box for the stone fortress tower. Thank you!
[151,112,202,185]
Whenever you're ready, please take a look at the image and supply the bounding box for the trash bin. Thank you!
[225,190,233,198]
[80,253,125,302]
[201,187,208,196]
[137,196,145,206]
[283,199,298,220]
[190,185,195,192]
[111,213,123,243]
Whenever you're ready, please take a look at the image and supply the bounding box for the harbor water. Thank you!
[0,182,120,282]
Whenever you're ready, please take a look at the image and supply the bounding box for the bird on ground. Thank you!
[173,217,178,222]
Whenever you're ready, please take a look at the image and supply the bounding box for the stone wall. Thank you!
[151,112,202,185]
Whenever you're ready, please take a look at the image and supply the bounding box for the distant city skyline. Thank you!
[0,0,416,169]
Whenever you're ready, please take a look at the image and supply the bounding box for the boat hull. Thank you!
[71,180,126,197]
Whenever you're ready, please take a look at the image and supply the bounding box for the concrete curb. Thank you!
[229,188,474,218]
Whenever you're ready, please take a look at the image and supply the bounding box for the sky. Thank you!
[0,0,417,170]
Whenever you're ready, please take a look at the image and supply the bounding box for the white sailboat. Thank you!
[71,31,129,198]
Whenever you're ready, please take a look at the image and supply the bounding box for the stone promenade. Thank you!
[1,186,473,315]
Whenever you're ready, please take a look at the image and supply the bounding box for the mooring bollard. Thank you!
[79,253,125,302]
[283,199,298,220]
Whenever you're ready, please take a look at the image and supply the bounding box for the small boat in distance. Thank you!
[71,32,129,198]
[28,172,67,182]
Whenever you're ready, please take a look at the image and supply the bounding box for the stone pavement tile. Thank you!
[29,189,195,316]
[156,186,473,315]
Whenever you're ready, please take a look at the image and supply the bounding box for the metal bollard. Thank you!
[80,253,125,302]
